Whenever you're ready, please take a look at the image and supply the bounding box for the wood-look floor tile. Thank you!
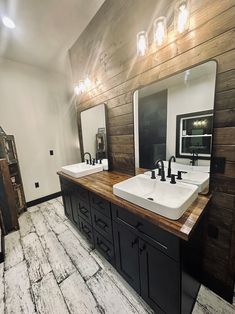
[40,231,75,283]
[64,219,93,252]
[4,231,24,270]
[21,232,51,283]
[87,269,140,314]
[27,205,40,213]
[90,250,154,314]
[196,285,235,314]
[19,211,35,238]
[30,210,51,237]
[5,261,36,314]
[51,201,67,221]
[0,263,4,314]
[58,229,100,280]
[60,271,100,314]
[192,301,211,314]
[41,206,67,235]
[2,197,235,314]
[56,196,63,204]
[32,272,69,314]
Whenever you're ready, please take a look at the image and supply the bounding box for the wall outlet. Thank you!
[50,150,54,156]
[35,182,39,188]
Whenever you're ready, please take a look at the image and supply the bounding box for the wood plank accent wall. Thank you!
[70,0,235,302]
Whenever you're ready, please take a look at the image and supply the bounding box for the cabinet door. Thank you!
[62,193,72,220]
[139,239,180,314]
[113,222,140,293]
[60,178,73,220]
[70,193,80,229]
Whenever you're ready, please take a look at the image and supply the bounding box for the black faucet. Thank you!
[190,150,198,166]
[167,155,176,178]
[154,159,166,181]
[83,152,92,165]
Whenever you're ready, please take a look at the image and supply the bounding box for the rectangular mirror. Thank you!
[80,103,108,163]
[134,61,217,193]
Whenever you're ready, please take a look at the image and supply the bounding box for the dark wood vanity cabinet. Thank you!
[112,205,181,314]
[59,176,201,314]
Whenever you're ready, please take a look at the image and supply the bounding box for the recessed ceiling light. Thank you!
[1,16,16,29]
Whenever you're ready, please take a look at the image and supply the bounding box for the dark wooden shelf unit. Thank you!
[0,134,26,215]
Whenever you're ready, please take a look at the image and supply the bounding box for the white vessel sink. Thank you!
[177,171,209,193]
[113,174,198,220]
[145,169,209,193]
[61,162,103,178]
[163,161,209,173]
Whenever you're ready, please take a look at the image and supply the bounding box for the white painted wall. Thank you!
[0,58,80,202]
[81,104,106,158]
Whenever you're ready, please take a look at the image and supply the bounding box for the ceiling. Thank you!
[0,0,104,73]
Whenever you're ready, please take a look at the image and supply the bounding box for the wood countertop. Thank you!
[57,170,210,241]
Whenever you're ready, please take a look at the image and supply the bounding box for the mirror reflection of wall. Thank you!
[134,61,217,170]
[81,104,107,160]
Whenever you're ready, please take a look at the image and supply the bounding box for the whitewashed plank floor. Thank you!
[1,197,234,314]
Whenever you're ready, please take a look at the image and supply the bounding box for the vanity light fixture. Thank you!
[137,31,148,56]
[1,15,16,29]
[174,0,190,34]
[84,77,92,90]
[74,81,85,95]
[74,78,92,95]
[74,85,80,95]
[153,16,167,46]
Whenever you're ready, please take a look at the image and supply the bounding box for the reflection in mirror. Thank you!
[134,61,217,194]
[81,104,108,168]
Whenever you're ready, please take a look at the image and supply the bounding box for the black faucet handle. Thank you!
[92,158,96,165]
[160,169,166,181]
[99,159,102,164]
[85,159,89,164]
[177,170,187,180]
[151,170,156,179]
[170,174,177,184]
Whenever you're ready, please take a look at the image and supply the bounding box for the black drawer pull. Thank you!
[140,244,146,254]
[97,238,110,254]
[95,217,107,229]
[79,206,88,215]
[131,238,138,248]
[82,225,91,235]
[135,222,143,231]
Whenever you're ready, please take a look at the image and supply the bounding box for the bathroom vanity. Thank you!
[58,170,210,314]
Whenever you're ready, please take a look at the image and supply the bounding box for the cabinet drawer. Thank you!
[94,230,115,265]
[77,199,91,224]
[75,185,89,203]
[92,208,113,242]
[80,218,94,245]
[112,204,180,261]
[90,192,111,217]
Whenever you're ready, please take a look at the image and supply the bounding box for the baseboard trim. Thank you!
[26,192,62,208]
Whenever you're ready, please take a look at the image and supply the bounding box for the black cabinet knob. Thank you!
[131,238,138,248]
[135,222,143,231]
[140,244,146,254]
